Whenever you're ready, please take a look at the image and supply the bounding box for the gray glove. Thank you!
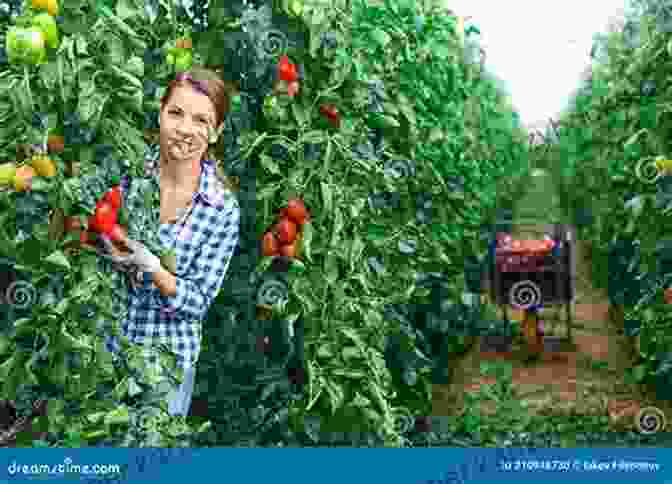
[100,235,163,274]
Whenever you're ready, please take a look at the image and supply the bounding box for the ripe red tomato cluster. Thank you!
[82,185,125,244]
[262,197,310,258]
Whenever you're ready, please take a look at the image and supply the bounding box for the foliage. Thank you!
[534,0,672,403]
[0,0,529,447]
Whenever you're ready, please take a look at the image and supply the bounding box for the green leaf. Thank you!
[291,102,308,127]
[316,344,334,359]
[320,181,332,215]
[349,235,365,270]
[370,28,391,49]
[331,368,367,379]
[341,346,361,360]
[44,251,70,270]
[302,222,313,262]
[260,154,282,176]
[325,380,346,415]
[104,405,130,425]
[366,224,387,241]
[632,364,648,382]
[288,258,306,275]
[128,377,143,397]
[339,327,367,349]
[324,254,338,285]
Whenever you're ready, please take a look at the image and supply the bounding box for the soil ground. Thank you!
[432,169,672,433]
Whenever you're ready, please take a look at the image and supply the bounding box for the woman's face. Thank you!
[159,84,218,164]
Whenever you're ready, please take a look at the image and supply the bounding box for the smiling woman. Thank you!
[93,67,241,417]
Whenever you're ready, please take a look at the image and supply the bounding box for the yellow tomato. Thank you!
[31,0,59,16]
[30,155,57,178]
[14,165,35,192]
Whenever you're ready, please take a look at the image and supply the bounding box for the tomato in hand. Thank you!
[103,186,122,211]
[93,200,118,234]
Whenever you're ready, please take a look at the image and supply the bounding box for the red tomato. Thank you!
[278,55,298,82]
[287,81,300,97]
[286,198,309,225]
[262,231,280,256]
[93,200,118,234]
[103,186,122,211]
[665,288,672,305]
[280,243,297,258]
[79,230,94,246]
[275,217,297,245]
[107,224,126,243]
[64,216,82,232]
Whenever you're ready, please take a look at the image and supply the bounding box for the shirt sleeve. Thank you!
[158,201,240,322]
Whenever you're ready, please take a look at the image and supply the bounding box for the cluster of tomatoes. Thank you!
[0,156,55,192]
[262,198,310,258]
[5,0,60,65]
[67,182,127,248]
[0,137,64,192]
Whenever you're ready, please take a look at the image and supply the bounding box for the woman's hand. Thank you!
[100,235,163,274]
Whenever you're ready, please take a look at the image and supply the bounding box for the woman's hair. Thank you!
[159,66,240,192]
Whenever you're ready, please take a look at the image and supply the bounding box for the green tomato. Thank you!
[31,13,60,50]
[174,51,192,72]
[6,27,47,65]
[263,95,278,117]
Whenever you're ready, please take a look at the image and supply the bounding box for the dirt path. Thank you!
[432,169,672,433]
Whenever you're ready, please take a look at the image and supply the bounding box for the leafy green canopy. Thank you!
[0,0,529,447]
[535,0,672,405]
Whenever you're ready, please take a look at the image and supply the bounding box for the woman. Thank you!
[98,67,240,416]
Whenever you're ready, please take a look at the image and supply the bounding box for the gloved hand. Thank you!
[100,234,163,274]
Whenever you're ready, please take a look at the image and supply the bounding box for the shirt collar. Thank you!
[148,156,228,209]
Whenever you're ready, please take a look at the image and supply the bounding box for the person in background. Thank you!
[100,67,240,416]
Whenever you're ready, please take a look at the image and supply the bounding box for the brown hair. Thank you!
[160,66,240,192]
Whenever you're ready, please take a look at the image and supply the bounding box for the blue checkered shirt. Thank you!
[103,153,240,372]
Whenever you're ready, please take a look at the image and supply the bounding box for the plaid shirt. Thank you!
[103,153,240,373]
